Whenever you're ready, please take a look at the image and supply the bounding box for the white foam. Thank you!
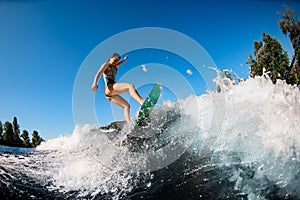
[187,74,300,196]
[33,74,300,198]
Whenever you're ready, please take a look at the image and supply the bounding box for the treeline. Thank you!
[0,117,44,148]
[248,5,300,86]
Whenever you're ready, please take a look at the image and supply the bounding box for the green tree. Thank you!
[278,5,300,85]
[32,130,44,147]
[12,117,22,146]
[0,117,45,148]
[21,130,31,147]
[3,121,14,146]
[248,32,290,84]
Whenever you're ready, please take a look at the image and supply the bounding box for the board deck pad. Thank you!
[135,82,161,126]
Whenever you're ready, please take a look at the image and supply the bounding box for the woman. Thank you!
[91,53,144,123]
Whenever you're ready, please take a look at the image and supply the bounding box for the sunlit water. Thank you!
[1,74,299,199]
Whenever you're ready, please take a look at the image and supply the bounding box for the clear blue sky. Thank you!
[0,0,299,139]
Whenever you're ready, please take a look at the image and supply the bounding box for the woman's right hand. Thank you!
[91,84,98,92]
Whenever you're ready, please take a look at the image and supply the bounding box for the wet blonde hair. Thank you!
[107,53,120,63]
[110,53,120,59]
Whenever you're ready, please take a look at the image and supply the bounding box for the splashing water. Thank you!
[0,73,299,199]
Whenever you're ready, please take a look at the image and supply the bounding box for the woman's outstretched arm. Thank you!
[115,55,128,67]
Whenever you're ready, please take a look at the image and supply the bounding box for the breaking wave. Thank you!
[1,73,299,199]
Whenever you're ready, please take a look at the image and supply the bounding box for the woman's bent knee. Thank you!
[128,84,135,94]
[124,103,130,110]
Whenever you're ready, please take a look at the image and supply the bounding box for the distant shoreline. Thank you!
[0,144,35,154]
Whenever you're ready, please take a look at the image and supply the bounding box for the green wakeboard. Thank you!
[135,82,161,127]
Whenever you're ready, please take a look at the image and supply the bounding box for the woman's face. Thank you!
[109,56,120,65]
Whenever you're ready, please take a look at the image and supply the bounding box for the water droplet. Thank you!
[146,182,151,187]
[150,174,154,179]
